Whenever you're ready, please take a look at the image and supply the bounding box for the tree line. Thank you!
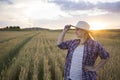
[0,26,21,31]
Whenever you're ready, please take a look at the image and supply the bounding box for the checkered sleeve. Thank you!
[97,42,110,59]
[57,40,72,50]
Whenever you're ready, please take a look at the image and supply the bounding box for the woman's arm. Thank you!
[57,25,71,45]
[85,58,109,71]
[85,41,110,71]
[94,58,109,71]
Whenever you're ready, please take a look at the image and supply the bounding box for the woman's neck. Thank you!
[79,36,88,45]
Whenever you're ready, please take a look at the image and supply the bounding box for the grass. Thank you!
[0,30,119,80]
[0,32,39,73]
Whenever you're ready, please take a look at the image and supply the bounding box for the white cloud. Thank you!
[0,0,120,29]
[0,0,72,28]
[87,8,108,16]
[77,0,120,4]
[0,4,31,27]
[23,1,63,20]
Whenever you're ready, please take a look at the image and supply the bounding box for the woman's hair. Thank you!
[88,32,94,40]
[84,31,94,43]
[77,29,94,44]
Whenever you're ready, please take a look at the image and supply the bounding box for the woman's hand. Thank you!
[63,25,72,32]
[84,66,97,72]
[84,59,109,72]
[57,25,72,45]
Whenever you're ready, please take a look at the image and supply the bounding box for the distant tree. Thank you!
[6,26,9,29]
[16,26,20,29]
[0,26,21,31]
[9,26,13,30]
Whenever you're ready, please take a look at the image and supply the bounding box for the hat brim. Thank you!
[71,25,94,40]
[71,25,90,32]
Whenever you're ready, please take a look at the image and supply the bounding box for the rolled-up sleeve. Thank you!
[97,42,110,59]
[57,40,72,50]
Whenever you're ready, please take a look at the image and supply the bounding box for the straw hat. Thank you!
[72,21,94,40]
[72,21,90,31]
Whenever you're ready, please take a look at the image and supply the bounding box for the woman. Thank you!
[57,21,109,80]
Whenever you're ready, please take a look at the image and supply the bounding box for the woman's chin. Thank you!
[76,35,81,38]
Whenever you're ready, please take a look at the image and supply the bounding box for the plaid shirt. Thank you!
[57,38,109,80]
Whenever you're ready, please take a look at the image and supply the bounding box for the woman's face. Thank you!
[75,28,86,38]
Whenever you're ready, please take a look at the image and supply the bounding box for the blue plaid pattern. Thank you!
[57,38,109,80]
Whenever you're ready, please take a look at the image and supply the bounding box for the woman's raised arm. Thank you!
[57,25,71,45]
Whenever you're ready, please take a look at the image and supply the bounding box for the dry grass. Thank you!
[0,30,120,80]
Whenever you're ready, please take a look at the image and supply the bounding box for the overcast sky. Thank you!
[0,0,120,30]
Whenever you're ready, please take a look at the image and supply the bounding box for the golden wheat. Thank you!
[0,30,119,80]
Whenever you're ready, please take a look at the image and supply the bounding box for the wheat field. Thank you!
[0,30,120,80]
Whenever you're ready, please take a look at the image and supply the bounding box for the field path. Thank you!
[0,32,40,73]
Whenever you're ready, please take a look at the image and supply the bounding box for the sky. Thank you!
[0,0,120,30]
